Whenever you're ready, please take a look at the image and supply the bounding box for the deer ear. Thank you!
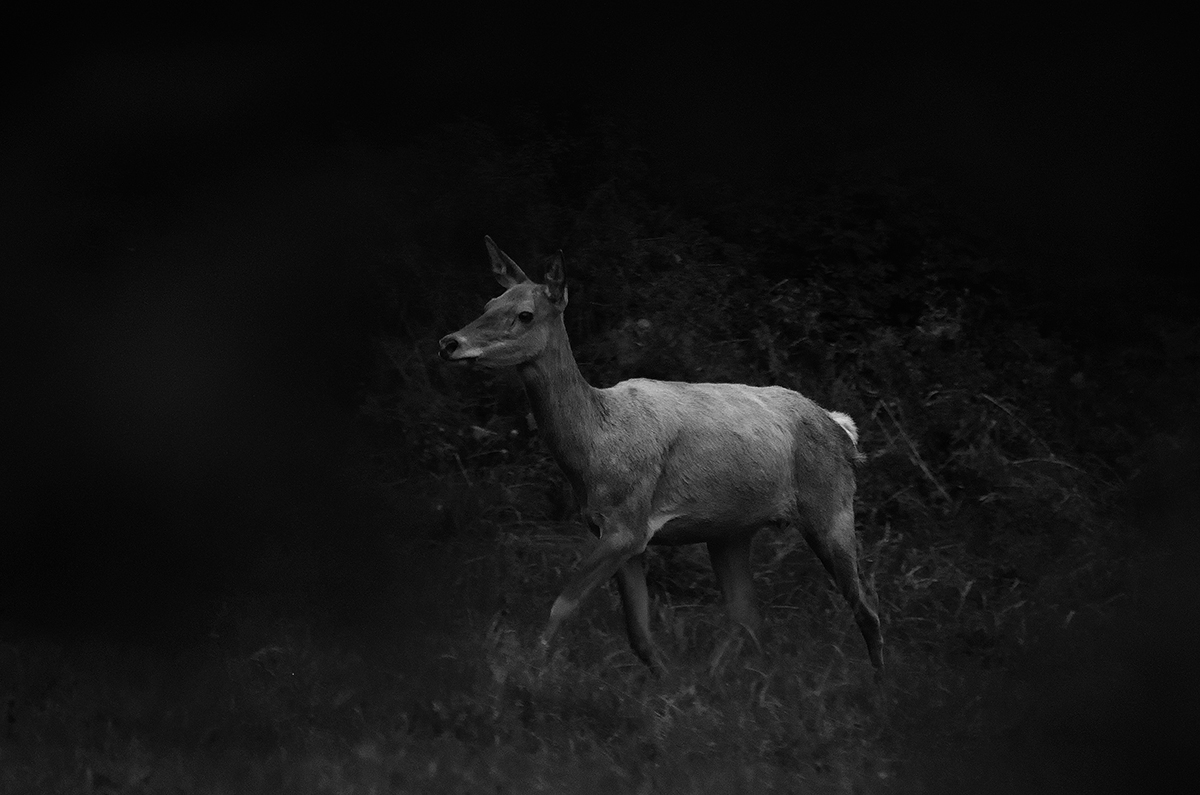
[485,236,529,288]
[545,250,567,307]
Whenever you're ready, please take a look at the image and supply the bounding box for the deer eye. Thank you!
[518,311,534,324]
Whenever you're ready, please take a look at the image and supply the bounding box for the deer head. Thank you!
[438,236,568,369]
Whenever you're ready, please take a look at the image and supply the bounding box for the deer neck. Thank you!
[516,318,603,484]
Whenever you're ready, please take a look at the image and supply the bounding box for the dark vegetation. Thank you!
[4,100,1197,792]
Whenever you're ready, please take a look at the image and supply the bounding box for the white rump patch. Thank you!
[828,411,858,445]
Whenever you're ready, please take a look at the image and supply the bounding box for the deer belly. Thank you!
[625,429,799,543]
[646,493,792,545]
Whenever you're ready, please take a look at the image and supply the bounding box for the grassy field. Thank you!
[2,473,1184,794]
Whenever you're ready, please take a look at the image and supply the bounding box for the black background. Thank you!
[4,20,1192,634]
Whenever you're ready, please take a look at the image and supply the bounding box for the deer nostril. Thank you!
[439,337,458,360]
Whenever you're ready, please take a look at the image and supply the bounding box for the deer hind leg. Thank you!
[707,534,762,647]
[540,524,642,653]
[802,507,884,669]
[614,552,663,670]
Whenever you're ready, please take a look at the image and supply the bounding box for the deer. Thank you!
[438,237,884,672]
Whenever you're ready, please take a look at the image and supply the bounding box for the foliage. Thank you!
[5,110,1194,792]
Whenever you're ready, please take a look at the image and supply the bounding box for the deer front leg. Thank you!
[539,524,642,654]
[615,552,664,671]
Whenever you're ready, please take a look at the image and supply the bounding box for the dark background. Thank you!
[5,22,1190,624]
[1,19,1196,792]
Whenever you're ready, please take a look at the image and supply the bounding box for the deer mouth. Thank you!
[438,336,483,363]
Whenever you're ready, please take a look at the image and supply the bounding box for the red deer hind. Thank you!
[439,237,883,671]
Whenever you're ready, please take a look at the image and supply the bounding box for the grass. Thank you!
[2,610,888,792]
[1,481,1185,793]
